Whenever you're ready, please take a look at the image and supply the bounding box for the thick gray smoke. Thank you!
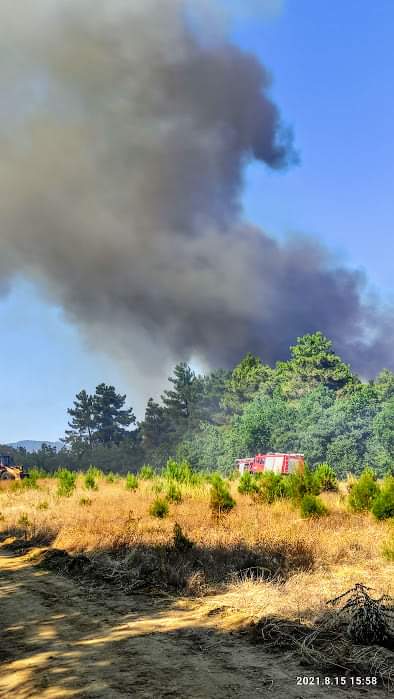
[0,0,392,381]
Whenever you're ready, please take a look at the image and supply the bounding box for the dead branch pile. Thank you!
[328,583,394,647]
[251,584,394,687]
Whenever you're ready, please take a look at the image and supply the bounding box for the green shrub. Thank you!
[86,465,102,480]
[56,469,77,497]
[238,471,261,496]
[207,471,225,484]
[210,475,236,516]
[106,472,116,483]
[84,467,98,491]
[21,468,41,489]
[149,497,169,519]
[348,468,380,512]
[304,464,322,494]
[151,481,164,495]
[259,472,289,503]
[165,482,183,504]
[300,494,328,518]
[11,469,41,492]
[187,471,205,487]
[285,465,320,502]
[163,459,192,483]
[139,465,155,480]
[372,492,394,520]
[313,463,338,491]
[29,467,48,478]
[371,476,394,520]
[227,469,239,481]
[125,473,139,491]
[383,474,394,494]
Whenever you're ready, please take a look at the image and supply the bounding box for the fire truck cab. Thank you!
[236,453,304,476]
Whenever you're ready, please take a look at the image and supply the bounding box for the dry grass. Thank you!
[2,474,392,690]
[0,475,392,611]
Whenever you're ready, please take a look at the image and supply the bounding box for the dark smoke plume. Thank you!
[0,0,392,384]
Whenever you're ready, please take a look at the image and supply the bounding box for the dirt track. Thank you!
[0,547,387,698]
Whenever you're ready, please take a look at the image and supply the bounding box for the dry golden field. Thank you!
[0,474,392,620]
[1,474,393,698]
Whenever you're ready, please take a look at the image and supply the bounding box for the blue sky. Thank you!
[1,0,393,442]
[236,0,394,294]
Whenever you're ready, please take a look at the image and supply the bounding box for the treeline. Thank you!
[11,332,394,476]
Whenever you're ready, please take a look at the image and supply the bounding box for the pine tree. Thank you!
[92,384,135,445]
[276,332,355,398]
[199,369,230,424]
[142,398,173,450]
[64,390,95,449]
[222,353,273,413]
[161,363,203,429]
[374,369,394,402]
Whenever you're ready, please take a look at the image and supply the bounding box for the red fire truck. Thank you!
[236,453,304,476]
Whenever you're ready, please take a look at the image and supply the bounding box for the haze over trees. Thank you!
[9,332,394,477]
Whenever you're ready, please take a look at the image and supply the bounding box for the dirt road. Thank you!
[0,547,387,698]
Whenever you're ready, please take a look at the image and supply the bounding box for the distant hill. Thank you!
[6,440,62,453]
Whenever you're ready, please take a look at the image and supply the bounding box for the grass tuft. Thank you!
[149,497,169,519]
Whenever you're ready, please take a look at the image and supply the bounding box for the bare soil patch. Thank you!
[0,545,391,699]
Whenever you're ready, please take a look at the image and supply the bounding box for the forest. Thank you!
[7,332,394,477]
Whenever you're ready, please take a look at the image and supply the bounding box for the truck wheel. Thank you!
[0,472,13,480]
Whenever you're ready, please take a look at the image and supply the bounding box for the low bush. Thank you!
[238,471,291,503]
[285,465,320,502]
[149,497,169,519]
[348,468,380,512]
[86,466,102,480]
[300,494,328,518]
[371,476,394,520]
[227,469,239,481]
[238,471,261,496]
[189,473,206,487]
[56,469,77,497]
[21,468,41,489]
[125,473,139,491]
[10,468,41,492]
[165,482,183,504]
[28,467,48,478]
[84,467,98,491]
[139,465,155,480]
[210,475,235,516]
[163,459,192,484]
[313,463,338,491]
[105,472,116,483]
[259,472,289,503]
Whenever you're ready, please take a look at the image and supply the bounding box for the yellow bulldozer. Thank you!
[0,454,28,480]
